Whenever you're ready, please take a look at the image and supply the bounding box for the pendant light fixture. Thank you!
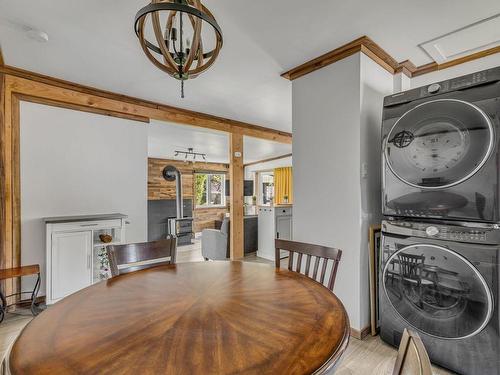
[135,0,223,98]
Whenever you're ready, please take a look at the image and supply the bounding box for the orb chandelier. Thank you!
[135,0,223,98]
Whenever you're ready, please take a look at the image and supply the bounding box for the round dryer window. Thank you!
[385,99,494,189]
[383,244,493,340]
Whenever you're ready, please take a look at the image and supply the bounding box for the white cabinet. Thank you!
[257,206,293,261]
[51,231,92,301]
[276,216,292,240]
[45,214,127,305]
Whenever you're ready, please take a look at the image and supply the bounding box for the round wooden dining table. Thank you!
[9,261,349,375]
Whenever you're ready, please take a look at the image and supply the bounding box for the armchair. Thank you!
[201,218,229,260]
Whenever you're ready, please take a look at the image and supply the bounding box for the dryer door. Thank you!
[383,243,493,339]
[385,99,494,189]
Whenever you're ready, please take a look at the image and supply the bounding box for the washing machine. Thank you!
[380,219,500,375]
[382,67,500,222]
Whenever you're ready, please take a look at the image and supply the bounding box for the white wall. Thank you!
[410,53,500,88]
[293,54,364,329]
[293,53,393,331]
[244,156,292,179]
[21,102,148,295]
[359,54,394,328]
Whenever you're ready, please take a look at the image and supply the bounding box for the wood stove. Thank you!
[167,217,193,246]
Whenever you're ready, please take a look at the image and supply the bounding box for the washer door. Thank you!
[385,99,494,189]
[383,244,493,339]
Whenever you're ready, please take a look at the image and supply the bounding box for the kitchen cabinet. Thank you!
[50,231,92,301]
[257,206,293,261]
[45,214,127,304]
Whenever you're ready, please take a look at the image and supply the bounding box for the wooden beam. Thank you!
[0,72,7,299]
[229,133,244,260]
[0,45,4,67]
[0,71,16,303]
[17,94,150,124]
[244,153,292,167]
[0,65,292,144]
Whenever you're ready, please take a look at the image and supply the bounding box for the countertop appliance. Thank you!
[382,67,500,222]
[380,219,500,375]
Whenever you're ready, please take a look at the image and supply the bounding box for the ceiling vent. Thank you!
[420,14,500,64]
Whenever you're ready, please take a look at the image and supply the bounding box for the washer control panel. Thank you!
[383,220,500,244]
[384,66,500,107]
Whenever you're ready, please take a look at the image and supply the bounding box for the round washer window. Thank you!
[383,244,493,339]
[385,99,494,189]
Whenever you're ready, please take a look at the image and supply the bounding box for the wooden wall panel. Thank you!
[148,158,229,233]
[148,159,195,201]
[193,207,227,233]
[148,158,228,200]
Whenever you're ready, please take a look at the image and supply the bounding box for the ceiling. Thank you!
[1,1,499,132]
[148,120,291,164]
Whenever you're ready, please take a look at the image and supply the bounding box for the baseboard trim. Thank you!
[7,296,45,312]
[350,326,371,340]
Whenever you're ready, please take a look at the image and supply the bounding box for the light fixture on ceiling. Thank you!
[174,147,206,162]
[134,0,223,99]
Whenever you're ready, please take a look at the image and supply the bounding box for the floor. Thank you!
[0,234,455,374]
[0,312,455,375]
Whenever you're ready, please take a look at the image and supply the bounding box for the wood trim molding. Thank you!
[281,36,500,81]
[281,36,398,80]
[244,153,292,167]
[0,65,292,144]
[411,44,500,77]
[350,326,371,340]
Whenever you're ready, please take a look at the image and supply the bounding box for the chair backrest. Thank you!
[393,328,432,375]
[275,239,342,291]
[107,238,177,277]
[397,252,425,280]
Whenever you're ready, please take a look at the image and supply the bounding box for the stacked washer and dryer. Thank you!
[380,67,500,375]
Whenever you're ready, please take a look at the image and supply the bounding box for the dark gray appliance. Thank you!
[147,165,194,246]
[225,179,254,197]
[382,67,500,222]
[148,199,193,244]
[380,219,500,375]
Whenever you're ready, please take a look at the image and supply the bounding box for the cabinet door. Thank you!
[276,216,292,240]
[51,231,92,301]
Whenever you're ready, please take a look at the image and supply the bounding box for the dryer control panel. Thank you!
[383,220,500,245]
[384,66,500,107]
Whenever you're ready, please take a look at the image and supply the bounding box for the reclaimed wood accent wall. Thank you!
[193,207,228,233]
[148,158,229,233]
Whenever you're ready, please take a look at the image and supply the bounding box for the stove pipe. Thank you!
[162,165,183,219]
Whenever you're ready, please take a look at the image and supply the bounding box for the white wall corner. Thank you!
[393,72,411,93]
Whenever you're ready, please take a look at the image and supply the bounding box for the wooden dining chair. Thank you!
[275,239,342,291]
[393,328,432,375]
[107,238,177,277]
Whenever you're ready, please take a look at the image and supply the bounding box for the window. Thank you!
[259,172,274,206]
[195,173,226,207]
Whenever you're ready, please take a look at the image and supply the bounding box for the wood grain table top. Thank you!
[9,261,349,375]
